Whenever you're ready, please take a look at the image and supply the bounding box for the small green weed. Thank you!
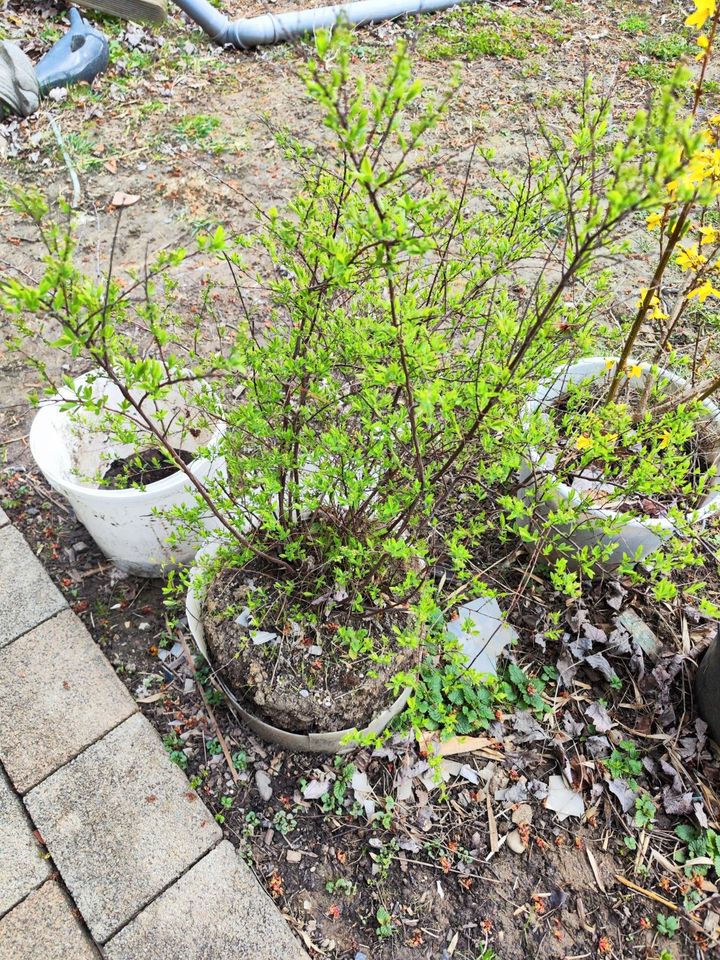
[619,15,650,34]
[634,793,657,830]
[162,731,188,770]
[639,34,690,62]
[656,913,680,938]
[605,740,643,785]
[674,824,720,879]
[174,114,221,143]
[272,810,298,836]
[325,877,356,896]
[375,905,396,939]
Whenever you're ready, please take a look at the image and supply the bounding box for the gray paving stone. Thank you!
[104,841,308,960]
[0,767,51,917]
[0,879,99,960]
[25,713,222,943]
[0,525,66,648]
[0,609,137,794]
[0,507,8,528]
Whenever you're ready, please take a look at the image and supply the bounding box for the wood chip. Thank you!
[486,792,499,855]
[586,847,606,893]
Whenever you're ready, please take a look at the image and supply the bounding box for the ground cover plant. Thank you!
[3,2,720,958]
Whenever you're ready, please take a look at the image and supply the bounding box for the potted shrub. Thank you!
[1,197,232,575]
[515,3,720,575]
[3,28,696,747]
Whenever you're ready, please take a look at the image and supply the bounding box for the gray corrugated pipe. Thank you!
[174,0,467,49]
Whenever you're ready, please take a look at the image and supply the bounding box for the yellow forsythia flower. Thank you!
[677,244,709,271]
[700,226,719,244]
[659,430,672,449]
[647,212,663,230]
[686,0,716,31]
[604,359,615,371]
[697,34,710,59]
[636,288,668,319]
[627,365,643,379]
[575,435,593,452]
[688,279,720,301]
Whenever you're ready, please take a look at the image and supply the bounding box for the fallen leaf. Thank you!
[110,191,140,208]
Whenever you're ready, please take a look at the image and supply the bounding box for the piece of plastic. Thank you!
[29,373,225,577]
[446,595,518,675]
[186,542,411,753]
[0,42,40,118]
[35,8,109,97]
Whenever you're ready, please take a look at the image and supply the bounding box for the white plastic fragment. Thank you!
[251,630,277,645]
[446,596,518,676]
[545,775,585,821]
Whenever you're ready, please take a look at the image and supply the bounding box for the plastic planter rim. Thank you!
[521,355,720,532]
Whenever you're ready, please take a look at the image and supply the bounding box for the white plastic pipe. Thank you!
[174,0,469,48]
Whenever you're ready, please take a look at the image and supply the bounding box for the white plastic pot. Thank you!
[29,373,225,577]
[519,357,720,570]
[185,542,411,753]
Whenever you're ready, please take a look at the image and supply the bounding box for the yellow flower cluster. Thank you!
[687,0,716,31]
[636,288,669,320]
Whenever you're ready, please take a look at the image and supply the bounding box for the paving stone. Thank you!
[0,507,8,528]
[0,879,99,960]
[25,713,222,943]
[0,767,51,917]
[0,610,137,794]
[105,841,308,960]
[0,525,66,648]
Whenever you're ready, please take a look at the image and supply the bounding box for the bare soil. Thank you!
[204,561,418,733]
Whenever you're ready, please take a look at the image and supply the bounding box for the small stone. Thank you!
[308,645,322,655]
[506,829,526,854]
[355,953,368,960]
[286,850,303,863]
[511,803,533,827]
[255,769,273,801]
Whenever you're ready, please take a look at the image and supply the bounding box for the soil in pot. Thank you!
[102,447,194,488]
[203,556,418,734]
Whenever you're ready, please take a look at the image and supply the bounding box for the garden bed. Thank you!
[4,465,719,960]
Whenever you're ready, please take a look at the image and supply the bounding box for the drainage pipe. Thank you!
[174,0,467,49]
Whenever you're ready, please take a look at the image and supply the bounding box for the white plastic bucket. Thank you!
[29,373,225,577]
[519,357,720,569]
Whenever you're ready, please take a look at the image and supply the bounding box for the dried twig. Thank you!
[177,632,239,786]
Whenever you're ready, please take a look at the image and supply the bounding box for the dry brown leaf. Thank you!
[110,191,140,208]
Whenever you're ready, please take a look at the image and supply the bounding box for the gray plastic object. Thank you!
[35,8,109,97]
[174,0,469,49]
[0,43,40,118]
[0,8,108,119]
